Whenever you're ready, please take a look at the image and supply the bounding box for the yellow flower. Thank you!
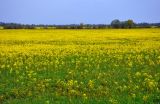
[148,81,156,90]
[143,73,148,77]
[135,72,141,77]
[131,93,136,98]
[83,93,87,99]
[128,62,132,67]
[88,80,94,89]
[143,95,148,102]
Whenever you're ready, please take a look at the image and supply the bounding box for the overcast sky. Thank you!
[0,0,160,24]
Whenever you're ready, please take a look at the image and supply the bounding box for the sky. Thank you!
[0,0,160,25]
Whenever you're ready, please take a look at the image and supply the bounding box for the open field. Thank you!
[0,29,160,104]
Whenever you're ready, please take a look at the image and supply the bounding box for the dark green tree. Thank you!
[111,19,121,28]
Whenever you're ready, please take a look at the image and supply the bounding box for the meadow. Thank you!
[0,29,160,104]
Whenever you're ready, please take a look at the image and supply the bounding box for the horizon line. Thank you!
[1,21,160,25]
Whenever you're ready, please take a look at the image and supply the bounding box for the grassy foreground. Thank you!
[0,29,160,104]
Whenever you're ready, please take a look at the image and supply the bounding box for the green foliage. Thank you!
[111,19,135,28]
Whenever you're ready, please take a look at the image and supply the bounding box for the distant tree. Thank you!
[111,19,121,28]
[111,19,135,29]
[137,23,151,28]
[120,21,127,28]
[126,19,134,28]
[80,23,84,29]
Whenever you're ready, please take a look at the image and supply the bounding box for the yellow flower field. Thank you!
[0,29,160,104]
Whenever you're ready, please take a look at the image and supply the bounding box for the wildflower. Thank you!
[114,82,118,85]
[148,81,156,90]
[83,93,87,99]
[131,93,136,98]
[88,80,94,89]
[128,62,132,67]
[109,98,118,104]
[1,65,5,68]
[143,95,148,102]
[135,72,141,77]
[143,73,148,77]
[123,85,127,90]
[69,90,78,96]
[45,100,50,104]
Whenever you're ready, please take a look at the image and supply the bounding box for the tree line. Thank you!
[0,19,160,29]
[111,19,135,28]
